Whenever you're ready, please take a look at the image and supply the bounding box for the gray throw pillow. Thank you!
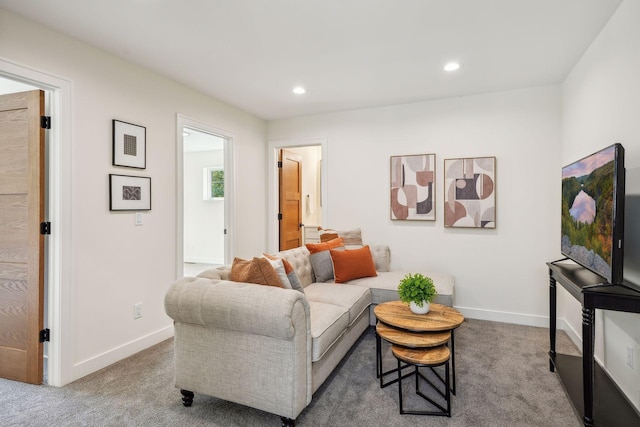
[287,271,305,294]
[309,251,334,282]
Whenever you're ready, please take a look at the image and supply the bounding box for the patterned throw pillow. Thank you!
[230,257,284,288]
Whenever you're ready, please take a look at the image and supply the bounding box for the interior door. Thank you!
[0,90,45,384]
[279,149,303,250]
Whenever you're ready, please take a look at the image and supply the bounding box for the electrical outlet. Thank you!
[134,303,143,319]
[627,346,634,369]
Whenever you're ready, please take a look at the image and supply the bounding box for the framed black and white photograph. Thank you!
[113,119,146,168]
[109,174,151,211]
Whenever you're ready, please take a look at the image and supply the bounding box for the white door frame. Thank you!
[267,137,328,254]
[0,57,73,387]
[176,114,235,277]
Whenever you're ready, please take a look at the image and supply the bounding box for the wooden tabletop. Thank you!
[376,322,450,348]
[374,301,464,332]
[392,344,451,366]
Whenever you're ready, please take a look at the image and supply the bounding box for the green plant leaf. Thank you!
[397,273,437,305]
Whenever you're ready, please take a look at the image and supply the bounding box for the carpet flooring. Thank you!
[0,319,581,426]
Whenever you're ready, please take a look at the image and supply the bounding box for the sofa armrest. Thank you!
[195,266,230,280]
[165,277,312,420]
[165,277,309,340]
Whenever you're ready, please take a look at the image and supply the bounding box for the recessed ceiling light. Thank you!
[444,62,460,72]
[293,86,306,95]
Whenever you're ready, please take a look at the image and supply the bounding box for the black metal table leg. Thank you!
[450,330,456,395]
[582,307,595,426]
[549,274,557,372]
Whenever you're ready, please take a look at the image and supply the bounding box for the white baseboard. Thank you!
[72,325,174,381]
[456,305,585,349]
[561,319,582,349]
[455,305,550,328]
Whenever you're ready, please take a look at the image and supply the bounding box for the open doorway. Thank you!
[1,58,72,388]
[176,115,234,278]
[268,138,328,253]
[279,146,322,250]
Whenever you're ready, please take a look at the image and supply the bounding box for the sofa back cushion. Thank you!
[370,245,390,272]
[277,246,315,287]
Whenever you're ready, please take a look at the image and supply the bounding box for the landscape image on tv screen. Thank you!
[561,145,620,282]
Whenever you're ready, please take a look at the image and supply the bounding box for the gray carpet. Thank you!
[0,319,581,426]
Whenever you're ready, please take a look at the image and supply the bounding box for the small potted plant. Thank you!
[397,273,437,314]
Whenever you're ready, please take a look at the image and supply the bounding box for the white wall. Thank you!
[0,8,266,383]
[268,86,562,325]
[562,0,640,410]
[184,150,225,264]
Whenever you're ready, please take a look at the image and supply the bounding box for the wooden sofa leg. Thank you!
[180,389,194,407]
[281,416,295,426]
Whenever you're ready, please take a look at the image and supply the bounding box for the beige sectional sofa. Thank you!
[164,244,454,426]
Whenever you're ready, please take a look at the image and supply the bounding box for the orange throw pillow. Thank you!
[306,237,344,254]
[230,257,284,288]
[329,245,378,283]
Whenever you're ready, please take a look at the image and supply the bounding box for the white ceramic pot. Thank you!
[409,301,430,314]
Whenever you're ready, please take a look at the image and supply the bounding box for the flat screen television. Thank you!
[561,143,625,285]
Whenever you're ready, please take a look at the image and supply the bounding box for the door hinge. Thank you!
[40,116,51,129]
[224,229,227,235]
[277,213,283,220]
[40,222,51,235]
[39,328,50,343]
[277,161,283,168]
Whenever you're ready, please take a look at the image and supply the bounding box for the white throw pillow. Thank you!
[263,257,292,289]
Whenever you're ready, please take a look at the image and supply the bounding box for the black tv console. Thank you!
[548,261,640,426]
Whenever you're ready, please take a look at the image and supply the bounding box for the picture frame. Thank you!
[109,174,151,211]
[444,156,496,228]
[390,153,436,221]
[112,119,146,169]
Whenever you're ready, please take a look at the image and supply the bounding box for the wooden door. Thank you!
[279,149,303,250]
[0,90,45,384]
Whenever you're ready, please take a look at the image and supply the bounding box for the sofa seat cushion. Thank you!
[308,301,349,362]
[348,270,454,304]
[304,283,372,325]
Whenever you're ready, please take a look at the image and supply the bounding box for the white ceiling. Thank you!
[183,127,225,152]
[0,0,622,120]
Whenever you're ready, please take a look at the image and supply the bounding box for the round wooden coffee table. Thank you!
[374,301,464,392]
[375,301,464,332]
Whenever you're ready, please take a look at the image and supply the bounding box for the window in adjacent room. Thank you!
[204,167,224,200]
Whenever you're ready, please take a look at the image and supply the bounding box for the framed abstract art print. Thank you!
[390,154,436,221]
[444,156,496,228]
